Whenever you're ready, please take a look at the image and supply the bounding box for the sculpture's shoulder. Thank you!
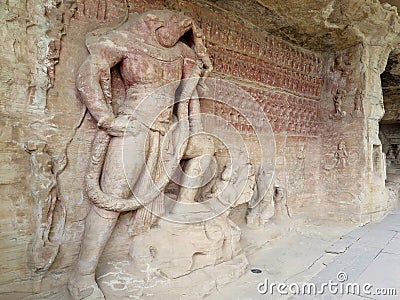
[85,27,130,57]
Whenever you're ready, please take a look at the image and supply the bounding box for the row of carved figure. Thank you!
[214,102,319,136]
[251,90,319,124]
[197,16,323,76]
[209,46,322,98]
[212,88,319,136]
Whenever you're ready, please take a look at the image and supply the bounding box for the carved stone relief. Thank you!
[335,141,349,169]
[330,53,352,94]
[329,88,347,120]
[66,10,253,299]
[25,141,66,273]
[272,182,289,218]
[3,0,398,297]
[352,88,364,117]
[215,88,319,136]
[246,167,276,227]
[326,52,355,121]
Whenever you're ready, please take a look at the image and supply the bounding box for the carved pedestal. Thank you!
[130,214,243,278]
[95,211,248,299]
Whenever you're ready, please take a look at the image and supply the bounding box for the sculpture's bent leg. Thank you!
[69,135,147,299]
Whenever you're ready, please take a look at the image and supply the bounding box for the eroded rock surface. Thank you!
[1,0,400,298]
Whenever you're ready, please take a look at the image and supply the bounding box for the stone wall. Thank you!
[1,0,399,297]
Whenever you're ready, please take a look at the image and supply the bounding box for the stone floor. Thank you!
[206,210,400,300]
[18,210,400,299]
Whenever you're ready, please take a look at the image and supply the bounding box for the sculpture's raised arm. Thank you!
[76,32,127,132]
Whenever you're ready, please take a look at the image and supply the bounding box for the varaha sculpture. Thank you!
[68,10,215,299]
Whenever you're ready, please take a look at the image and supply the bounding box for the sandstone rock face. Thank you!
[1,0,400,298]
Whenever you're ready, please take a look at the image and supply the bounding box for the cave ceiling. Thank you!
[201,0,400,52]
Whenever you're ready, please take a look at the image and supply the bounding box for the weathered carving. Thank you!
[246,168,275,227]
[69,10,214,299]
[25,141,66,273]
[77,0,107,20]
[330,88,346,120]
[209,46,322,98]
[352,88,364,117]
[335,141,349,169]
[297,145,306,168]
[246,89,318,136]
[386,147,396,165]
[205,163,239,206]
[330,53,352,94]
[273,182,288,218]
[331,54,351,76]
[203,150,254,208]
[129,214,242,280]
[46,40,60,88]
[198,16,323,99]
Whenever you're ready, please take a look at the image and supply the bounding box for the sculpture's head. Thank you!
[143,10,212,74]
[138,10,213,80]
[143,11,193,48]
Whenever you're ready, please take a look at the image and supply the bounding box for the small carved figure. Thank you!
[330,88,346,120]
[247,177,287,227]
[46,40,60,88]
[395,147,400,165]
[297,145,306,169]
[78,0,107,20]
[330,53,351,97]
[202,150,253,210]
[331,54,351,76]
[238,114,246,132]
[25,141,66,273]
[352,88,364,117]
[335,141,349,169]
[205,163,239,207]
[273,182,288,217]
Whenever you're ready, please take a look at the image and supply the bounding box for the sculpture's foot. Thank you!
[68,273,105,300]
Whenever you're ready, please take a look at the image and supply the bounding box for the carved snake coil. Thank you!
[84,129,139,212]
[84,96,193,213]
